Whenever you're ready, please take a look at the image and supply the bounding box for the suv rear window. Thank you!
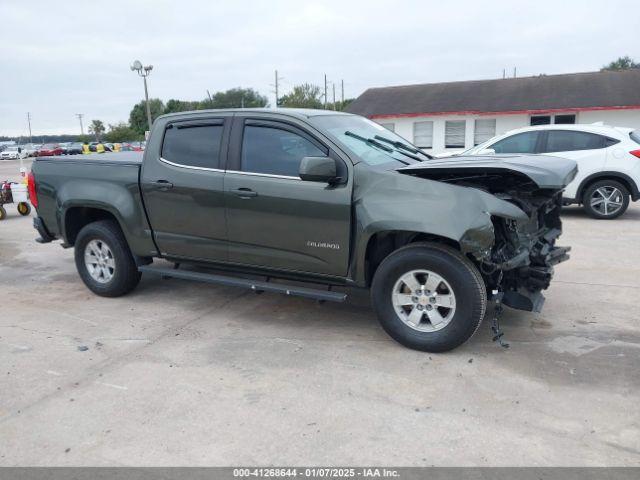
[161,122,224,169]
[544,130,606,152]
[631,131,640,145]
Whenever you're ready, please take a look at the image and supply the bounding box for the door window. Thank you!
[544,131,605,152]
[241,125,327,177]
[491,131,540,153]
[161,122,224,169]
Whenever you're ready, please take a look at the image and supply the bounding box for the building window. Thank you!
[378,123,395,132]
[445,120,466,148]
[474,119,496,145]
[413,121,433,148]
[554,114,576,124]
[531,114,576,126]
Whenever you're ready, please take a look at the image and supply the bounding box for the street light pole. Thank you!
[76,113,84,135]
[130,60,154,134]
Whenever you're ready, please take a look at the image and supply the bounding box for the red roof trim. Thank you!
[369,105,640,119]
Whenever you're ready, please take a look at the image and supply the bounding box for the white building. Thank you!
[346,70,640,155]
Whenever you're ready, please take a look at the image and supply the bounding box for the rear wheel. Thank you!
[17,202,31,216]
[582,180,629,219]
[74,220,141,297]
[371,242,487,352]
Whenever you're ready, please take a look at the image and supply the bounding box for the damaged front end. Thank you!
[399,154,577,313]
[479,190,571,312]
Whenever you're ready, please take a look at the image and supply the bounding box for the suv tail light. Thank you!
[630,149,640,159]
[27,171,38,208]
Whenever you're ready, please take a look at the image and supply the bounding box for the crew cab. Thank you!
[29,109,576,352]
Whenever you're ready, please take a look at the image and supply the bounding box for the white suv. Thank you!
[464,124,640,219]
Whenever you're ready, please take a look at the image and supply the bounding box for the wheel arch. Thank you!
[361,230,461,287]
[63,206,122,246]
[577,171,640,203]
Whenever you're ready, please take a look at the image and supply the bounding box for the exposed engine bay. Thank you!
[400,162,574,312]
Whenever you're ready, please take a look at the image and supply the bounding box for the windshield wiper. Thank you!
[374,135,433,160]
[345,131,394,152]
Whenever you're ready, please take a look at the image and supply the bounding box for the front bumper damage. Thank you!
[474,192,571,313]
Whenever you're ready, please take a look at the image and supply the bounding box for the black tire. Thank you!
[17,202,31,216]
[0,206,6,220]
[371,242,487,352]
[582,180,630,219]
[74,220,141,297]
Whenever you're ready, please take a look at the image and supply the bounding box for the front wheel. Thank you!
[17,202,31,216]
[74,220,141,297]
[371,243,487,352]
[582,180,629,219]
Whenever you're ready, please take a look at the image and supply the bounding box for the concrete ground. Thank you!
[0,158,638,466]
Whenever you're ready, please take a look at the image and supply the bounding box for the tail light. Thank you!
[630,149,640,159]
[27,172,38,208]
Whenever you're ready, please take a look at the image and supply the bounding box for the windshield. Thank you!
[309,115,422,167]
[6,146,19,151]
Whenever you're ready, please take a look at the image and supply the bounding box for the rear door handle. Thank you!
[151,180,173,190]
[231,188,258,198]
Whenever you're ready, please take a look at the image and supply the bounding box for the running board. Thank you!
[138,265,347,303]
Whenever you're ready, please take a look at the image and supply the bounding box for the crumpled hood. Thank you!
[398,154,578,189]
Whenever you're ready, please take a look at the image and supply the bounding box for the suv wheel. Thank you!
[583,180,629,219]
[371,242,486,352]
[74,220,141,297]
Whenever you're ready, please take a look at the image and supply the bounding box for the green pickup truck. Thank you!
[30,109,576,352]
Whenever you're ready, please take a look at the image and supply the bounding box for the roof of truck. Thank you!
[158,108,354,121]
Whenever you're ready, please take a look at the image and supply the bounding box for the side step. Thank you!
[138,265,347,303]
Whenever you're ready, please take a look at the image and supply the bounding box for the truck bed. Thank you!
[35,151,143,166]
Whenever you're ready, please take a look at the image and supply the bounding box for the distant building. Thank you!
[346,70,640,155]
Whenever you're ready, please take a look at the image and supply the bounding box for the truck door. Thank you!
[140,116,230,261]
[224,116,352,276]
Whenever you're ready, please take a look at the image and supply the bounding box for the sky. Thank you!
[1,0,639,137]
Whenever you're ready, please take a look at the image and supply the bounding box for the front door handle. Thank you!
[151,180,174,190]
[231,188,258,198]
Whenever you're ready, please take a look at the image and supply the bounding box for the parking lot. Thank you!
[0,158,638,466]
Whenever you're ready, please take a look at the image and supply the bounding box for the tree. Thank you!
[601,56,640,71]
[328,98,355,112]
[129,98,165,135]
[279,83,323,109]
[104,122,141,143]
[210,88,269,108]
[88,120,106,141]
[164,99,202,114]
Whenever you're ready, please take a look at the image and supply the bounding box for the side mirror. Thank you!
[299,156,337,183]
[478,148,496,155]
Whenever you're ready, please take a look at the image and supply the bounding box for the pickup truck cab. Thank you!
[30,108,576,352]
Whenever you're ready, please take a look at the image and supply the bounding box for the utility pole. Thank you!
[273,70,284,108]
[76,113,84,135]
[341,79,344,104]
[26,112,32,144]
[513,67,517,78]
[324,74,328,109]
[332,82,336,110]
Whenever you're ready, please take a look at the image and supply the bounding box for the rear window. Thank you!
[544,131,605,152]
[161,122,223,169]
[631,131,640,145]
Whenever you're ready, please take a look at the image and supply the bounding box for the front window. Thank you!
[309,114,420,167]
[491,131,541,154]
[241,125,327,177]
